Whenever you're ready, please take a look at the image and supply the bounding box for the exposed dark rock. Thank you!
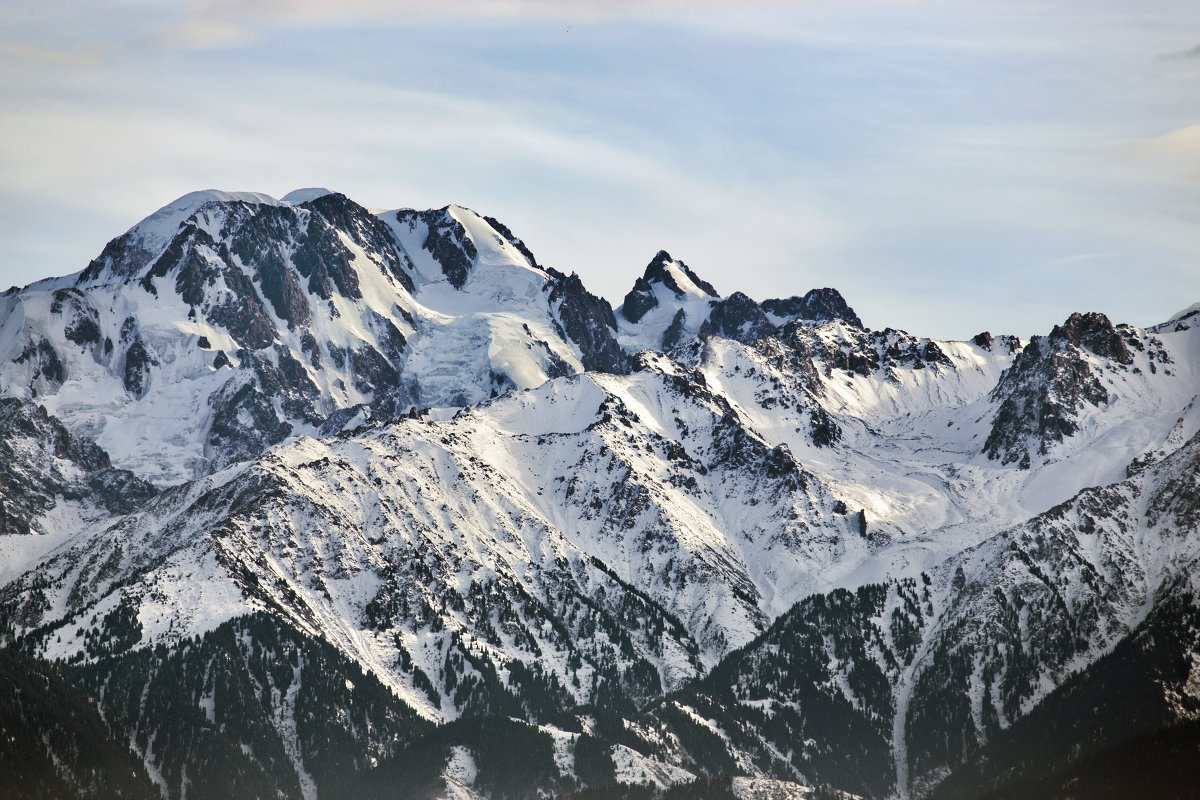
[643,250,719,298]
[880,330,951,370]
[699,291,774,345]
[64,310,101,348]
[293,219,360,299]
[810,405,841,448]
[622,251,719,324]
[319,404,370,435]
[207,377,293,469]
[1153,304,1200,333]
[13,338,66,390]
[301,193,415,294]
[344,342,414,418]
[53,289,103,350]
[0,398,156,534]
[546,270,627,373]
[139,224,212,300]
[221,203,312,328]
[540,342,574,381]
[224,348,323,431]
[484,215,541,271]
[707,409,807,494]
[300,331,321,368]
[50,288,81,315]
[350,346,399,398]
[661,308,689,350]
[172,240,213,307]
[135,220,281,351]
[621,276,659,323]
[396,207,478,289]
[122,339,154,399]
[370,311,408,363]
[795,324,948,380]
[1048,312,1132,365]
[760,326,826,397]
[75,229,155,284]
[762,288,863,328]
[977,331,1025,354]
[327,343,347,370]
[202,258,278,350]
[983,313,1124,465]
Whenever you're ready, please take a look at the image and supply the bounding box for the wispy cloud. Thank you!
[0,41,103,67]
[156,18,256,51]
[2,0,1198,337]
[1122,123,1200,184]
[193,0,793,22]
[157,0,798,51]
[1163,43,1200,60]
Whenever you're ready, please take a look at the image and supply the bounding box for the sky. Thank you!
[1,0,1198,340]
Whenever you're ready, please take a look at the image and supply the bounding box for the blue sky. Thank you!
[1,0,1197,339]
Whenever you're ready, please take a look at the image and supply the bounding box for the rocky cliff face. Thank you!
[983,311,1173,468]
[762,288,864,329]
[0,398,155,536]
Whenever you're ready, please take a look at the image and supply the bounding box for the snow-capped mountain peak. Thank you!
[74,189,286,286]
[0,190,621,484]
[280,187,336,204]
[618,250,719,324]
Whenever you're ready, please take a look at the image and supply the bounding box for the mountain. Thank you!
[1,190,620,484]
[1,189,1197,800]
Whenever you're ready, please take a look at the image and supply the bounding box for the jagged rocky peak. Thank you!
[972,330,1021,352]
[75,190,283,285]
[644,249,720,297]
[1048,311,1133,365]
[982,310,1146,468]
[620,250,719,323]
[699,291,774,345]
[393,206,479,288]
[391,204,544,289]
[544,268,627,374]
[123,189,414,355]
[762,287,864,329]
[78,188,414,311]
[786,322,953,381]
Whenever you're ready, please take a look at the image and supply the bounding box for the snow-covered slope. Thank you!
[1,358,869,723]
[627,420,1200,799]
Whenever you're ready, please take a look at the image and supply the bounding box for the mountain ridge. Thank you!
[1,188,1197,800]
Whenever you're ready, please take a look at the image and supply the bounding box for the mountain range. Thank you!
[1,188,1198,800]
